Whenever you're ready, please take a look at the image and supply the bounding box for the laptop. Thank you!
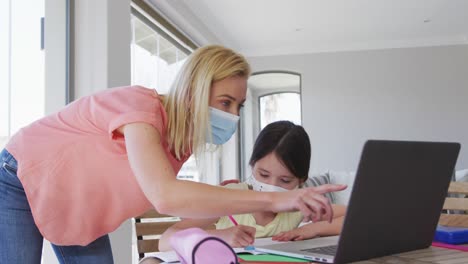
[255,140,461,263]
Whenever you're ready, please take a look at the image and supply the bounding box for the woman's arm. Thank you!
[121,123,346,221]
[272,205,347,241]
[158,218,256,251]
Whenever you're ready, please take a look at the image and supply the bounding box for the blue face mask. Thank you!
[207,107,240,145]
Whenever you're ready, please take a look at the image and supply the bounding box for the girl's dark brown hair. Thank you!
[249,120,311,181]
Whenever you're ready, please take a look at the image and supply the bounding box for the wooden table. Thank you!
[139,246,468,264]
[351,246,468,264]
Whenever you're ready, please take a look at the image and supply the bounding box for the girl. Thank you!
[0,45,345,263]
[158,121,346,251]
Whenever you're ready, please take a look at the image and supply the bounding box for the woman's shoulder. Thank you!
[87,85,164,111]
[95,85,155,97]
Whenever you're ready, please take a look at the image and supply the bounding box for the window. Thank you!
[259,92,302,129]
[1,1,69,263]
[240,72,302,180]
[1,0,45,149]
[131,12,189,94]
[130,3,213,262]
[130,3,202,183]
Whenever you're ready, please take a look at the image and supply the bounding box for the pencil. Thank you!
[228,215,238,226]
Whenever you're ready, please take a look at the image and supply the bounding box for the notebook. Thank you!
[255,140,461,263]
[143,247,264,263]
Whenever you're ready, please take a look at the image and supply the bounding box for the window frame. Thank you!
[239,71,302,181]
[131,0,197,54]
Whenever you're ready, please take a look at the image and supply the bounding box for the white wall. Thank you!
[248,45,468,173]
[44,0,67,114]
[74,0,131,97]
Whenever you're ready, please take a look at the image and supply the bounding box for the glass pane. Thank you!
[131,14,188,94]
[260,93,302,129]
[176,156,199,182]
[0,1,9,147]
[130,12,199,183]
[0,0,45,148]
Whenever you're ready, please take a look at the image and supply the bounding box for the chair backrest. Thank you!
[439,182,468,227]
[134,209,181,259]
[134,209,216,260]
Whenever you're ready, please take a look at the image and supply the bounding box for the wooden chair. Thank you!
[134,209,216,260]
[134,209,181,260]
[439,181,468,227]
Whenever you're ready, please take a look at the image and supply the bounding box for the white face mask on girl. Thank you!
[246,176,291,192]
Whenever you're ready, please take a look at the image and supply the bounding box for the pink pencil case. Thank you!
[170,227,239,264]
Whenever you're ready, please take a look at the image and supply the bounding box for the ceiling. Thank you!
[150,0,468,57]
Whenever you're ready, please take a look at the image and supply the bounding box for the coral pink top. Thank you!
[6,86,189,246]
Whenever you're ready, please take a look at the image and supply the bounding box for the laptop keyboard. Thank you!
[301,245,338,256]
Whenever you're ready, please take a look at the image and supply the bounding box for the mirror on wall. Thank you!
[239,71,302,180]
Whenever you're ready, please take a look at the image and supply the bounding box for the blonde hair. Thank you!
[164,45,251,160]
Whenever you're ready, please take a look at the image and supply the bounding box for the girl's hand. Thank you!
[214,225,256,248]
[272,230,306,241]
[272,226,316,242]
[271,184,347,223]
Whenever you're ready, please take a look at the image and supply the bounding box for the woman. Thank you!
[158,121,346,251]
[0,45,345,263]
